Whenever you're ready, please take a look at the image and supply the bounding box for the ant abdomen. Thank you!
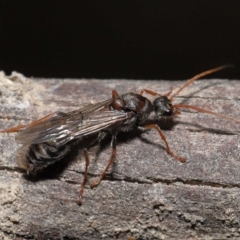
[18,142,71,174]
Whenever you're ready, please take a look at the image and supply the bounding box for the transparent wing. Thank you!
[15,98,129,146]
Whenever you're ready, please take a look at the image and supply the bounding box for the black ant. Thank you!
[1,65,238,204]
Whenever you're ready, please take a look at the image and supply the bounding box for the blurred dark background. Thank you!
[0,0,239,79]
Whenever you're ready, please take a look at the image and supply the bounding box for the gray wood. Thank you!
[0,71,240,239]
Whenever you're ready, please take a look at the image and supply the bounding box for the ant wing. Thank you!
[15,98,126,146]
[76,98,115,114]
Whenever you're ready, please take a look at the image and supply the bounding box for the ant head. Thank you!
[151,65,232,120]
[153,96,175,117]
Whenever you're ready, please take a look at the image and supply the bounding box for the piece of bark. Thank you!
[0,72,240,240]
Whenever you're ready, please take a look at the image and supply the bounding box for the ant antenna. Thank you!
[173,103,240,123]
[170,65,233,101]
[171,65,240,123]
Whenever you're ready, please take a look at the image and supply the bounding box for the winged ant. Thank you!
[1,65,238,204]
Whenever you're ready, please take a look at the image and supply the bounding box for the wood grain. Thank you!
[0,72,240,239]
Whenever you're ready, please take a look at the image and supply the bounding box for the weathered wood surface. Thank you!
[0,72,240,240]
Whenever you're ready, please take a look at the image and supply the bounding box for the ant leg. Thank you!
[140,89,159,96]
[143,124,185,162]
[0,124,29,133]
[0,113,55,133]
[78,149,90,205]
[140,88,173,97]
[77,132,107,204]
[112,89,120,98]
[90,134,117,188]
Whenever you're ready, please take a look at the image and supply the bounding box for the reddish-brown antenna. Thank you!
[170,65,233,100]
[171,65,240,123]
